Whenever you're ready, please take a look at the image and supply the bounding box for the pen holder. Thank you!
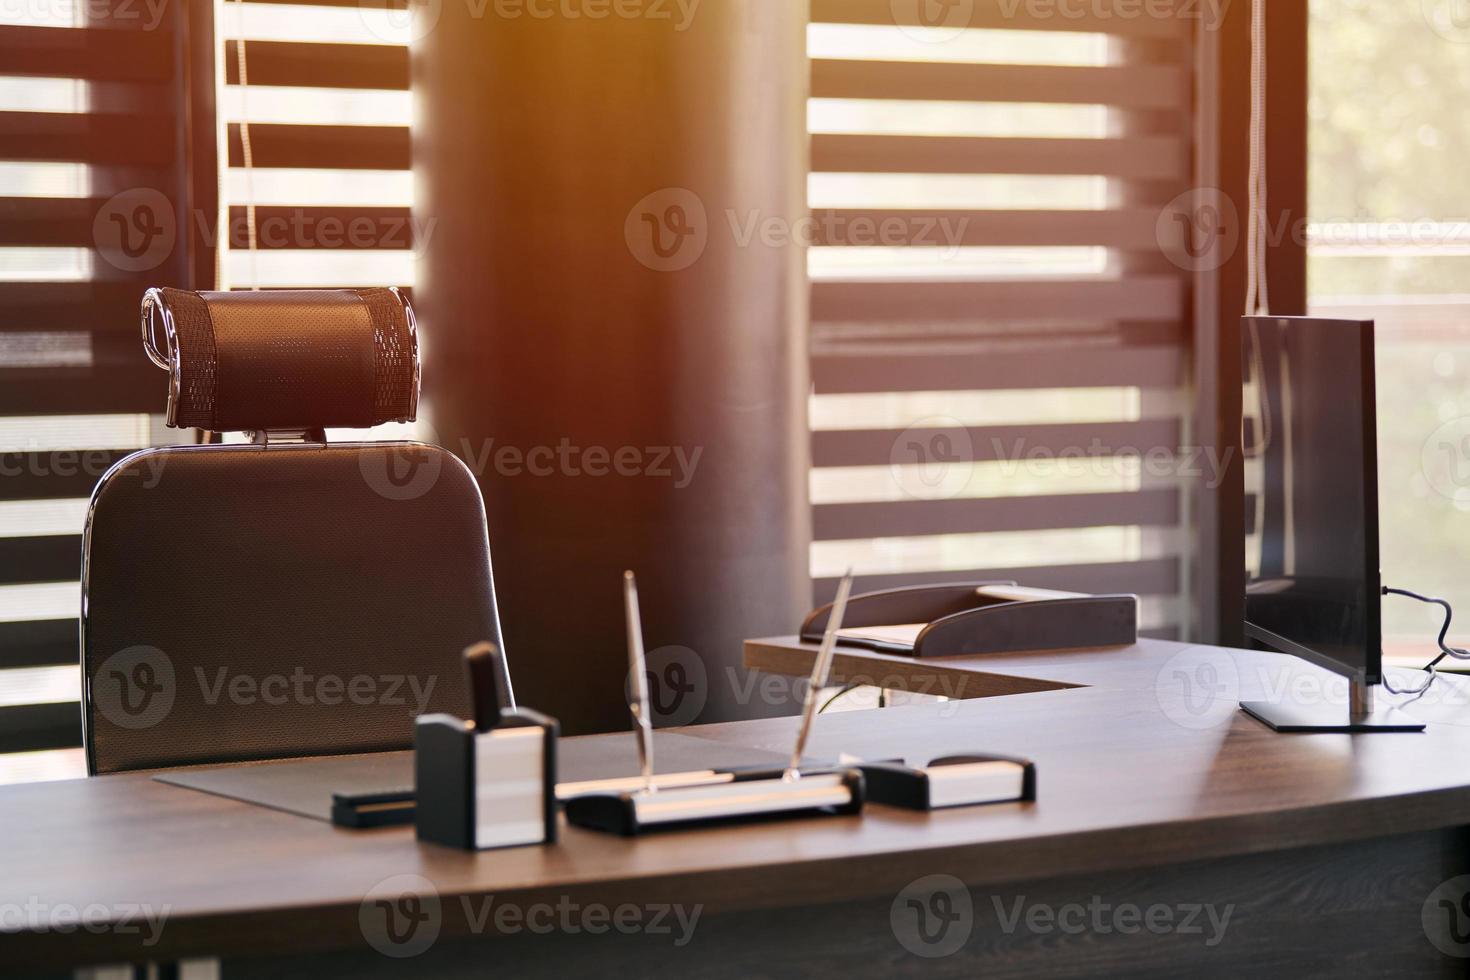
[414,709,559,850]
[563,766,865,836]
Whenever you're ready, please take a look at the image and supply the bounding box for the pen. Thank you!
[786,569,855,778]
[463,642,507,734]
[624,571,656,794]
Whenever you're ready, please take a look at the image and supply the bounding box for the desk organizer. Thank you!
[563,767,864,837]
[801,582,1138,657]
[859,755,1036,811]
[414,709,559,850]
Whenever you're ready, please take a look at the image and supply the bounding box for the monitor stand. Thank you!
[1241,679,1425,733]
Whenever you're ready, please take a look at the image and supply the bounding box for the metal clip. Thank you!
[140,288,182,426]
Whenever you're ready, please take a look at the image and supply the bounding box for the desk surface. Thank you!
[6,638,1470,969]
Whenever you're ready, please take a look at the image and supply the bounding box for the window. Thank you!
[218,0,414,289]
[1308,0,1470,659]
[807,2,1194,636]
[0,0,212,778]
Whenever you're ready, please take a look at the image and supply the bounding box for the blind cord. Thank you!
[1244,0,1270,317]
[231,0,259,290]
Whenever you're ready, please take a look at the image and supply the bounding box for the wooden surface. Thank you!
[5,638,1470,972]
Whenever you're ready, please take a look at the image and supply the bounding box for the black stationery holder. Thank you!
[859,755,1037,811]
[414,708,559,851]
[801,582,1138,657]
[563,767,865,837]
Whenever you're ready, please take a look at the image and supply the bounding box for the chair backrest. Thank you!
[81,287,512,774]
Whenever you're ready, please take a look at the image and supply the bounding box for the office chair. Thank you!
[80,287,513,775]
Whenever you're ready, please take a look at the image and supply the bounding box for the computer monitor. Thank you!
[1238,316,1422,732]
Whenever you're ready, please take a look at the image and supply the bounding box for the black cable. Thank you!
[818,684,859,714]
[1378,587,1470,696]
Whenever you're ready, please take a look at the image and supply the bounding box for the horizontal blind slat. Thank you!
[813,345,1182,393]
[812,277,1184,324]
[0,111,174,165]
[813,419,1181,467]
[811,0,1193,37]
[812,60,1188,109]
[224,40,408,89]
[0,24,174,81]
[810,208,1164,249]
[813,489,1180,540]
[227,123,410,171]
[0,702,80,752]
[0,537,79,585]
[0,620,76,670]
[812,133,1188,178]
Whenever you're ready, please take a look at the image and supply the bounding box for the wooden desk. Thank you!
[5,639,1470,977]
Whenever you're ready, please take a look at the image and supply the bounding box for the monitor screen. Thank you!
[1242,316,1382,683]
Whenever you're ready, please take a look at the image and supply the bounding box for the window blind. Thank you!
[807,1,1193,638]
[219,0,414,290]
[0,0,214,765]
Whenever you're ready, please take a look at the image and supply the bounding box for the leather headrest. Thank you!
[141,287,419,431]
